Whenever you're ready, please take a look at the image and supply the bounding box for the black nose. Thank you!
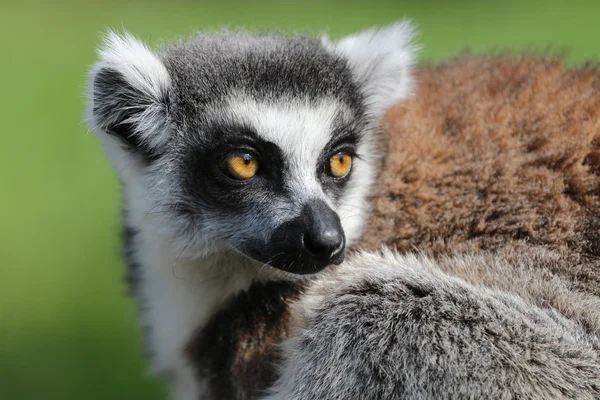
[303,202,345,264]
[258,199,346,274]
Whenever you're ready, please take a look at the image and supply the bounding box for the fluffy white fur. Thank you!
[325,20,418,119]
[133,226,264,400]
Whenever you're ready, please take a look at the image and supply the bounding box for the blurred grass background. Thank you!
[1,0,599,398]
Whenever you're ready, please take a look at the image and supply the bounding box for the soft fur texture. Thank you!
[265,251,600,400]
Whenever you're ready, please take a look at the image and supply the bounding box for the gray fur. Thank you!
[265,251,600,400]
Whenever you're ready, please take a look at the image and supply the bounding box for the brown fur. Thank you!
[360,55,600,297]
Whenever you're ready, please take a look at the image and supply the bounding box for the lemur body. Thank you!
[87,24,600,400]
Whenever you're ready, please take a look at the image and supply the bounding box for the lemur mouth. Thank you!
[244,244,345,275]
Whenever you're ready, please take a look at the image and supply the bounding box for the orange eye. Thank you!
[224,153,259,180]
[329,152,352,178]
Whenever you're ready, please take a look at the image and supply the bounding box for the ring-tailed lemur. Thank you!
[86,22,600,400]
[86,21,417,399]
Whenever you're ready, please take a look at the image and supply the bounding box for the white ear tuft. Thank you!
[86,30,171,157]
[327,20,419,119]
[95,30,171,102]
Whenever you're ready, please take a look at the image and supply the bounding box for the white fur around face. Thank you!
[324,20,418,119]
[130,212,264,400]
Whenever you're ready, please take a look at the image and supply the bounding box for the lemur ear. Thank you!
[86,31,171,160]
[325,20,418,119]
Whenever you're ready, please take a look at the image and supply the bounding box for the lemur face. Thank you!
[87,24,416,274]
[168,96,361,274]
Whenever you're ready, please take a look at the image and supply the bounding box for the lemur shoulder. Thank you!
[86,22,600,400]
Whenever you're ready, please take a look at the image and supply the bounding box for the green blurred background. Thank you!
[1,0,599,398]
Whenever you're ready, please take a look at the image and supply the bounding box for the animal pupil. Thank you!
[226,154,258,180]
[330,153,352,177]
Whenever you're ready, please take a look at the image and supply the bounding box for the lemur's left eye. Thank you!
[329,152,352,179]
[222,153,259,180]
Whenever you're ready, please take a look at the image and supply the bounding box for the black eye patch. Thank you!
[175,118,362,217]
[177,123,286,216]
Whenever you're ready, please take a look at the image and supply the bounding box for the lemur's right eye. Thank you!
[222,153,259,180]
[329,152,353,179]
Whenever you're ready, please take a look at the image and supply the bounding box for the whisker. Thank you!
[171,228,198,280]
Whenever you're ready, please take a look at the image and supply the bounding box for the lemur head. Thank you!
[87,22,416,275]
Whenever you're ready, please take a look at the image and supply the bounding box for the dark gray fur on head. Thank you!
[160,31,365,117]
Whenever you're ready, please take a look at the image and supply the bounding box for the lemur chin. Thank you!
[86,22,417,400]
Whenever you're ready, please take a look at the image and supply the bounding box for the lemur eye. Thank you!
[329,152,352,179]
[223,153,259,180]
